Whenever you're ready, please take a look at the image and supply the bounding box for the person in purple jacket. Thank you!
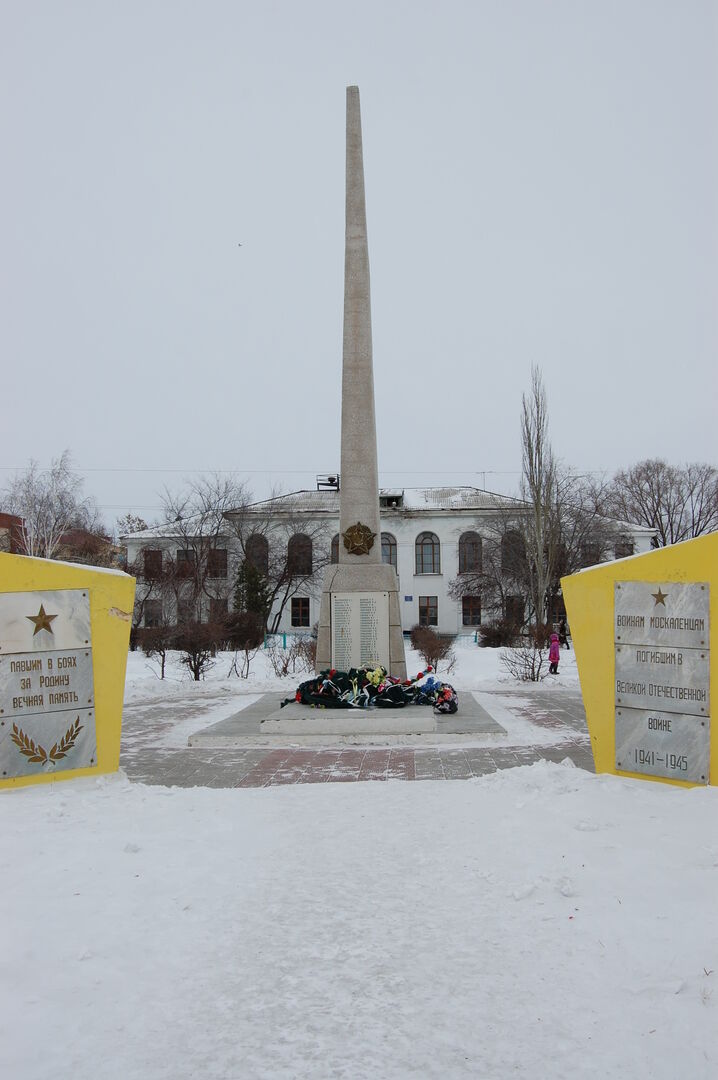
[548,632,561,674]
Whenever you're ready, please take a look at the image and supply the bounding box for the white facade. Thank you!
[123,487,656,637]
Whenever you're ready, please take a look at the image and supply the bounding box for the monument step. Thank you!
[186,691,507,748]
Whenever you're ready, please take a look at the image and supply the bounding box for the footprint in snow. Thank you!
[511,883,537,901]
[555,876,576,897]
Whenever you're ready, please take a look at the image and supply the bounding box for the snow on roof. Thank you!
[400,487,520,511]
[239,487,519,515]
[121,488,657,539]
[613,519,657,536]
[120,512,231,542]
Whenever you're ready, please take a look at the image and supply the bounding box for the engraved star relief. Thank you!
[26,604,58,636]
[342,521,376,555]
[651,588,668,607]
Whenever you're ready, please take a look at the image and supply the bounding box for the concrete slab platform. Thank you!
[188,691,507,748]
[261,704,437,735]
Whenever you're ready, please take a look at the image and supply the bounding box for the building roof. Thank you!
[121,511,231,542]
[0,512,24,528]
[238,487,522,515]
[122,488,657,541]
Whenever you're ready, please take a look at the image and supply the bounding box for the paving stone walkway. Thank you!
[120,687,594,788]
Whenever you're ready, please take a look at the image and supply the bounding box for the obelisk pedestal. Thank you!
[315,87,406,679]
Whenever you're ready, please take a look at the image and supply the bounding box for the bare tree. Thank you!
[451,392,625,630]
[448,502,531,627]
[555,473,627,567]
[225,492,331,633]
[127,479,331,635]
[3,451,103,558]
[115,513,150,540]
[607,459,718,547]
[125,549,172,635]
[123,475,248,636]
[519,365,560,627]
[160,473,251,623]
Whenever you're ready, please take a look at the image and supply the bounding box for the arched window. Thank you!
[288,533,312,576]
[330,534,339,564]
[415,532,440,575]
[501,531,525,575]
[458,532,482,574]
[381,532,397,570]
[245,534,269,576]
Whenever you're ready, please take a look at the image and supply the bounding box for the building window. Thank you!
[209,597,228,623]
[143,548,163,579]
[176,549,194,578]
[288,534,312,576]
[415,532,440,575]
[246,534,269,575]
[381,532,397,570]
[177,596,195,624]
[291,597,310,627]
[580,542,601,567]
[207,548,228,578]
[504,595,524,626]
[501,531,524,575]
[546,595,565,626]
[614,536,634,559]
[330,534,339,564]
[462,596,481,626]
[419,596,438,626]
[458,532,482,574]
[143,599,163,627]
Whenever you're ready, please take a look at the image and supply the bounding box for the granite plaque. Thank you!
[331,592,390,670]
[0,590,97,778]
[0,589,92,653]
[0,648,94,717]
[614,581,710,783]
[615,643,709,716]
[614,581,709,649]
[615,708,709,783]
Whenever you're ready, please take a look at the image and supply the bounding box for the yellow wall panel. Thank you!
[0,553,135,790]
[562,533,716,788]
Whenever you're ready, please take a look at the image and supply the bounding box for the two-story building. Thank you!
[122,486,655,636]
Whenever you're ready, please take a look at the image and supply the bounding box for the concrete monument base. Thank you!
[187,691,507,748]
[261,704,436,736]
[316,563,407,680]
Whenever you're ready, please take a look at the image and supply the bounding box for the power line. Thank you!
[0,464,524,476]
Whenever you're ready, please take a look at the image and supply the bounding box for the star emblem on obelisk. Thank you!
[26,603,58,636]
[342,521,376,555]
[651,587,668,607]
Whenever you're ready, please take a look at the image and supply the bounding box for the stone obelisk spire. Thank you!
[339,85,381,563]
[315,87,406,678]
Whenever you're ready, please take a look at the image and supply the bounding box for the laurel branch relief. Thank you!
[10,717,84,766]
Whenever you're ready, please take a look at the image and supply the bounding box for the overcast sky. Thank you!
[2,1,716,526]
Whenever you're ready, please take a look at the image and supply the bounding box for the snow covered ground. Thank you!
[121,638,584,751]
[2,643,717,1079]
[123,635,582,702]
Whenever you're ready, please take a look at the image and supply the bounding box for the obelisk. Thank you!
[315,87,407,679]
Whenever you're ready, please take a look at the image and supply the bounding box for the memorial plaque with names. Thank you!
[614,581,710,784]
[331,592,390,671]
[0,590,97,779]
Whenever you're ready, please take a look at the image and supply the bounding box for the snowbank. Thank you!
[2,764,716,1079]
